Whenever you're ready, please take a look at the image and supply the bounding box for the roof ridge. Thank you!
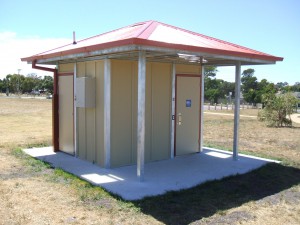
[75,22,137,44]
[133,20,155,38]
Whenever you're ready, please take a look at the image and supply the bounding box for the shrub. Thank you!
[258,92,297,127]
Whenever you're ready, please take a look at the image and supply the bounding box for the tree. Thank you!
[220,81,236,100]
[258,92,298,127]
[290,82,300,92]
[241,69,258,104]
[40,75,53,93]
[0,79,4,93]
[22,73,41,93]
[2,77,10,95]
[255,79,276,103]
[204,66,222,103]
[275,82,289,89]
[204,66,218,78]
[203,66,236,103]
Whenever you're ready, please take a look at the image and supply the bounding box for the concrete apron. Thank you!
[23,147,279,200]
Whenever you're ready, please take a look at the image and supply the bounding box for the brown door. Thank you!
[175,75,201,156]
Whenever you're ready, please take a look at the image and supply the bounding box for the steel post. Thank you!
[137,51,146,181]
[233,62,241,160]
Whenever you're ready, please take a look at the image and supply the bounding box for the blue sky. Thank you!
[0,0,299,84]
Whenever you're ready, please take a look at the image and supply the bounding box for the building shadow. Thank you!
[133,163,300,225]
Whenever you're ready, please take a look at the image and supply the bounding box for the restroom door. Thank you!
[58,74,74,155]
[175,75,201,156]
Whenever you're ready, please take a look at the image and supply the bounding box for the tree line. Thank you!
[0,73,53,95]
[204,66,300,104]
[1,68,299,102]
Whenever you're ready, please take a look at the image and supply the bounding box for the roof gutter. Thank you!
[32,60,59,152]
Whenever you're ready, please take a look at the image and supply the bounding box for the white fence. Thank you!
[204,103,262,110]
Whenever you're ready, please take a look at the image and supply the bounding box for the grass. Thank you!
[12,147,52,172]
[134,163,300,224]
[204,111,300,167]
[1,97,300,225]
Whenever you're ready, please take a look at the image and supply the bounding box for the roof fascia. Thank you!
[26,43,278,66]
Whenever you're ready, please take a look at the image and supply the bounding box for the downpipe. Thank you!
[32,60,59,151]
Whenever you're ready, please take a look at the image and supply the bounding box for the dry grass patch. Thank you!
[0,97,160,225]
[0,98,52,148]
[204,110,300,166]
[0,97,300,225]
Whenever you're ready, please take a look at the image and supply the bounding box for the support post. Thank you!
[137,51,146,181]
[200,64,204,152]
[233,62,241,161]
[104,58,111,168]
[170,63,176,158]
[74,63,77,157]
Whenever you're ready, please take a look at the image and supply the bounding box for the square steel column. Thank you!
[104,58,111,168]
[137,51,146,181]
[170,63,176,158]
[200,64,205,152]
[74,63,78,157]
[233,61,241,160]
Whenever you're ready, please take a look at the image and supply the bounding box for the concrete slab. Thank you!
[23,147,279,200]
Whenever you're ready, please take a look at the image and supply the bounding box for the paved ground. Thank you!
[23,147,279,200]
[291,113,300,124]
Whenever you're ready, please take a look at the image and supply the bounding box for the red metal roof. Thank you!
[21,20,283,63]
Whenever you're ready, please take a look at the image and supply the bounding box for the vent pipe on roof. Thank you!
[73,31,77,45]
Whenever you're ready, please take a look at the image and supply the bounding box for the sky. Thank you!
[0,0,299,84]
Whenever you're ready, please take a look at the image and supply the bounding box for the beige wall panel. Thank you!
[176,64,201,74]
[59,63,74,73]
[95,60,105,166]
[131,62,138,164]
[76,62,87,160]
[144,63,152,163]
[77,62,86,77]
[85,62,96,163]
[58,75,74,155]
[77,108,86,159]
[111,60,133,167]
[150,62,171,160]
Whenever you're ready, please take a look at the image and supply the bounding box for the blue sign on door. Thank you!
[186,99,192,107]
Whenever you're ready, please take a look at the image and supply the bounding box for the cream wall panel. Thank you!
[131,62,138,164]
[144,64,152,163]
[176,64,201,74]
[59,63,74,72]
[95,61,105,166]
[150,62,171,160]
[77,62,87,160]
[111,60,134,167]
[85,62,96,163]
[59,61,201,167]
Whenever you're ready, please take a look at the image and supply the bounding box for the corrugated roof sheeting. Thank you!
[21,20,283,65]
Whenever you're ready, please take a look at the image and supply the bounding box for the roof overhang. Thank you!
[21,38,282,67]
[21,20,283,67]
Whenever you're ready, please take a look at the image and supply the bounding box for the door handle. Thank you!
[178,113,182,125]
